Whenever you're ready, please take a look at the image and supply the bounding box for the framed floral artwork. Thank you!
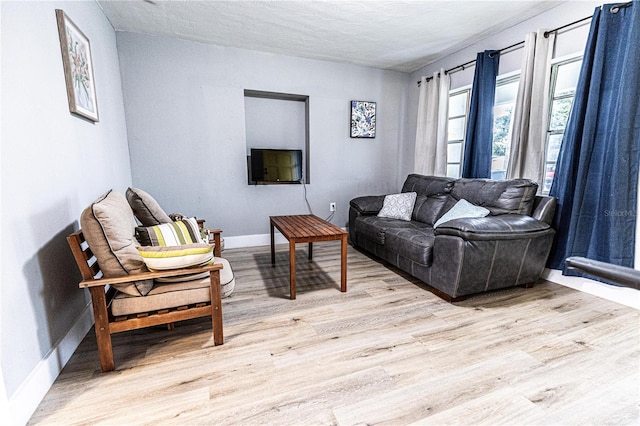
[56,9,99,122]
[350,100,376,138]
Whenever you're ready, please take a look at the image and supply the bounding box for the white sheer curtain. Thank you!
[414,69,450,176]
[507,30,555,189]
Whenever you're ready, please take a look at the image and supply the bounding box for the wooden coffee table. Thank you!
[270,214,348,299]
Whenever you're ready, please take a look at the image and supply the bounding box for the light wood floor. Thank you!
[30,243,640,425]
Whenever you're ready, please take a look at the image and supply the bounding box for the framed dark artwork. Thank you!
[56,9,99,122]
[350,100,376,138]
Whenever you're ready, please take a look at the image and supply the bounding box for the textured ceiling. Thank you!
[98,0,563,73]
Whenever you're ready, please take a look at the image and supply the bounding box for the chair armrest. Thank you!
[196,219,223,257]
[79,263,223,289]
[565,257,640,289]
[350,195,385,215]
[208,229,222,257]
[434,214,553,241]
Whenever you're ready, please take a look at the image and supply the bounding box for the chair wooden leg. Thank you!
[89,286,115,372]
[209,270,224,345]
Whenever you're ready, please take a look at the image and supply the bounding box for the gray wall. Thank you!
[116,33,411,238]
[1,0,131,421]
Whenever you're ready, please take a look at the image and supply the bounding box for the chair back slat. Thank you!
[67,230,102,281]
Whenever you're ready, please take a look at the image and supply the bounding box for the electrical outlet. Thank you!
[330,202,336,212]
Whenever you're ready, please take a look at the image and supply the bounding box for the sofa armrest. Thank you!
[532,196,557,225]
[434,214,553,241]
[350,195,385,215]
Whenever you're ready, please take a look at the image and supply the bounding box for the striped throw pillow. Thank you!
[137,243,214,270]
[135,217,204,247]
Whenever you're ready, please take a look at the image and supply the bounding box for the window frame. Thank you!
[446,88,471,178]
[543,54,583,194]
[491,73,521,180]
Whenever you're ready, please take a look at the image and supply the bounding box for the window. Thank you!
[543,58,583,193]
[491,76,520,180]
[446,89,470,178]
[446,77,519,180]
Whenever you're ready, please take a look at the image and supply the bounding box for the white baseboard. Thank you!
[8,303,94,426]
[223,233,288,249]
[224,228,346,250]
[542,268,640,310]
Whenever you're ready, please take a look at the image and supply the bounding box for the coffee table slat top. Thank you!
[270,215,346,242]
[270,214,347,299]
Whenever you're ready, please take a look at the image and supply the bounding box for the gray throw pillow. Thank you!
[377,192,417,221]
[126,187,172,226]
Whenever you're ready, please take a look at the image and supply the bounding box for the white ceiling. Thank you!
[97,0,564,73]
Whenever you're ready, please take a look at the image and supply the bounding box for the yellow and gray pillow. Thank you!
[135,217,204,246]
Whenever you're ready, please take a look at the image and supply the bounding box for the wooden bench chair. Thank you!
[67,229,224,372]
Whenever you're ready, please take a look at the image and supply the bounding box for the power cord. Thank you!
[301,178,335,222]
[324,210,335,222]
[301,179,314,215]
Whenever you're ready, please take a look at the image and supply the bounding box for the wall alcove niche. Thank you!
[244,89,310,184]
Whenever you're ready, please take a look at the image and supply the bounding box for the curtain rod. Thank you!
[543,15,591,38]
[415,3,628,87]
[416,1,634,86]
[417,40,524,85]
[542,0,632,38]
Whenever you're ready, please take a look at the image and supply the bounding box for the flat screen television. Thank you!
[249,148,303,184]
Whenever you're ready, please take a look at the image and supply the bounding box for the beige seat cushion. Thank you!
[81,190,153,296]
[111,257,236,316]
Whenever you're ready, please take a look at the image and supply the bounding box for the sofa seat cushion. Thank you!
[355,216,421,245]
[111,257,236,316]
[384,223,435,266]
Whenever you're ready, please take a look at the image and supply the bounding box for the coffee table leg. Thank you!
[341,235,347,292]
[270,221,275,266]
[289,239,296,299]
[308,242,313,260]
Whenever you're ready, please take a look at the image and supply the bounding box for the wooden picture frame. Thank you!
[56,9,99,122]
[350,100,376,138]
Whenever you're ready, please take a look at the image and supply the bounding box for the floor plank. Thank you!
[29,243,640,425]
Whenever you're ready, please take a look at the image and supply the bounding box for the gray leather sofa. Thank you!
[349,174,557,301]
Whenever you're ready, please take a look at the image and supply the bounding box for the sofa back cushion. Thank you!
[80,190,153,296]
[401,174,455,197]
[450,178,538,215]
[412,194,451,226]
